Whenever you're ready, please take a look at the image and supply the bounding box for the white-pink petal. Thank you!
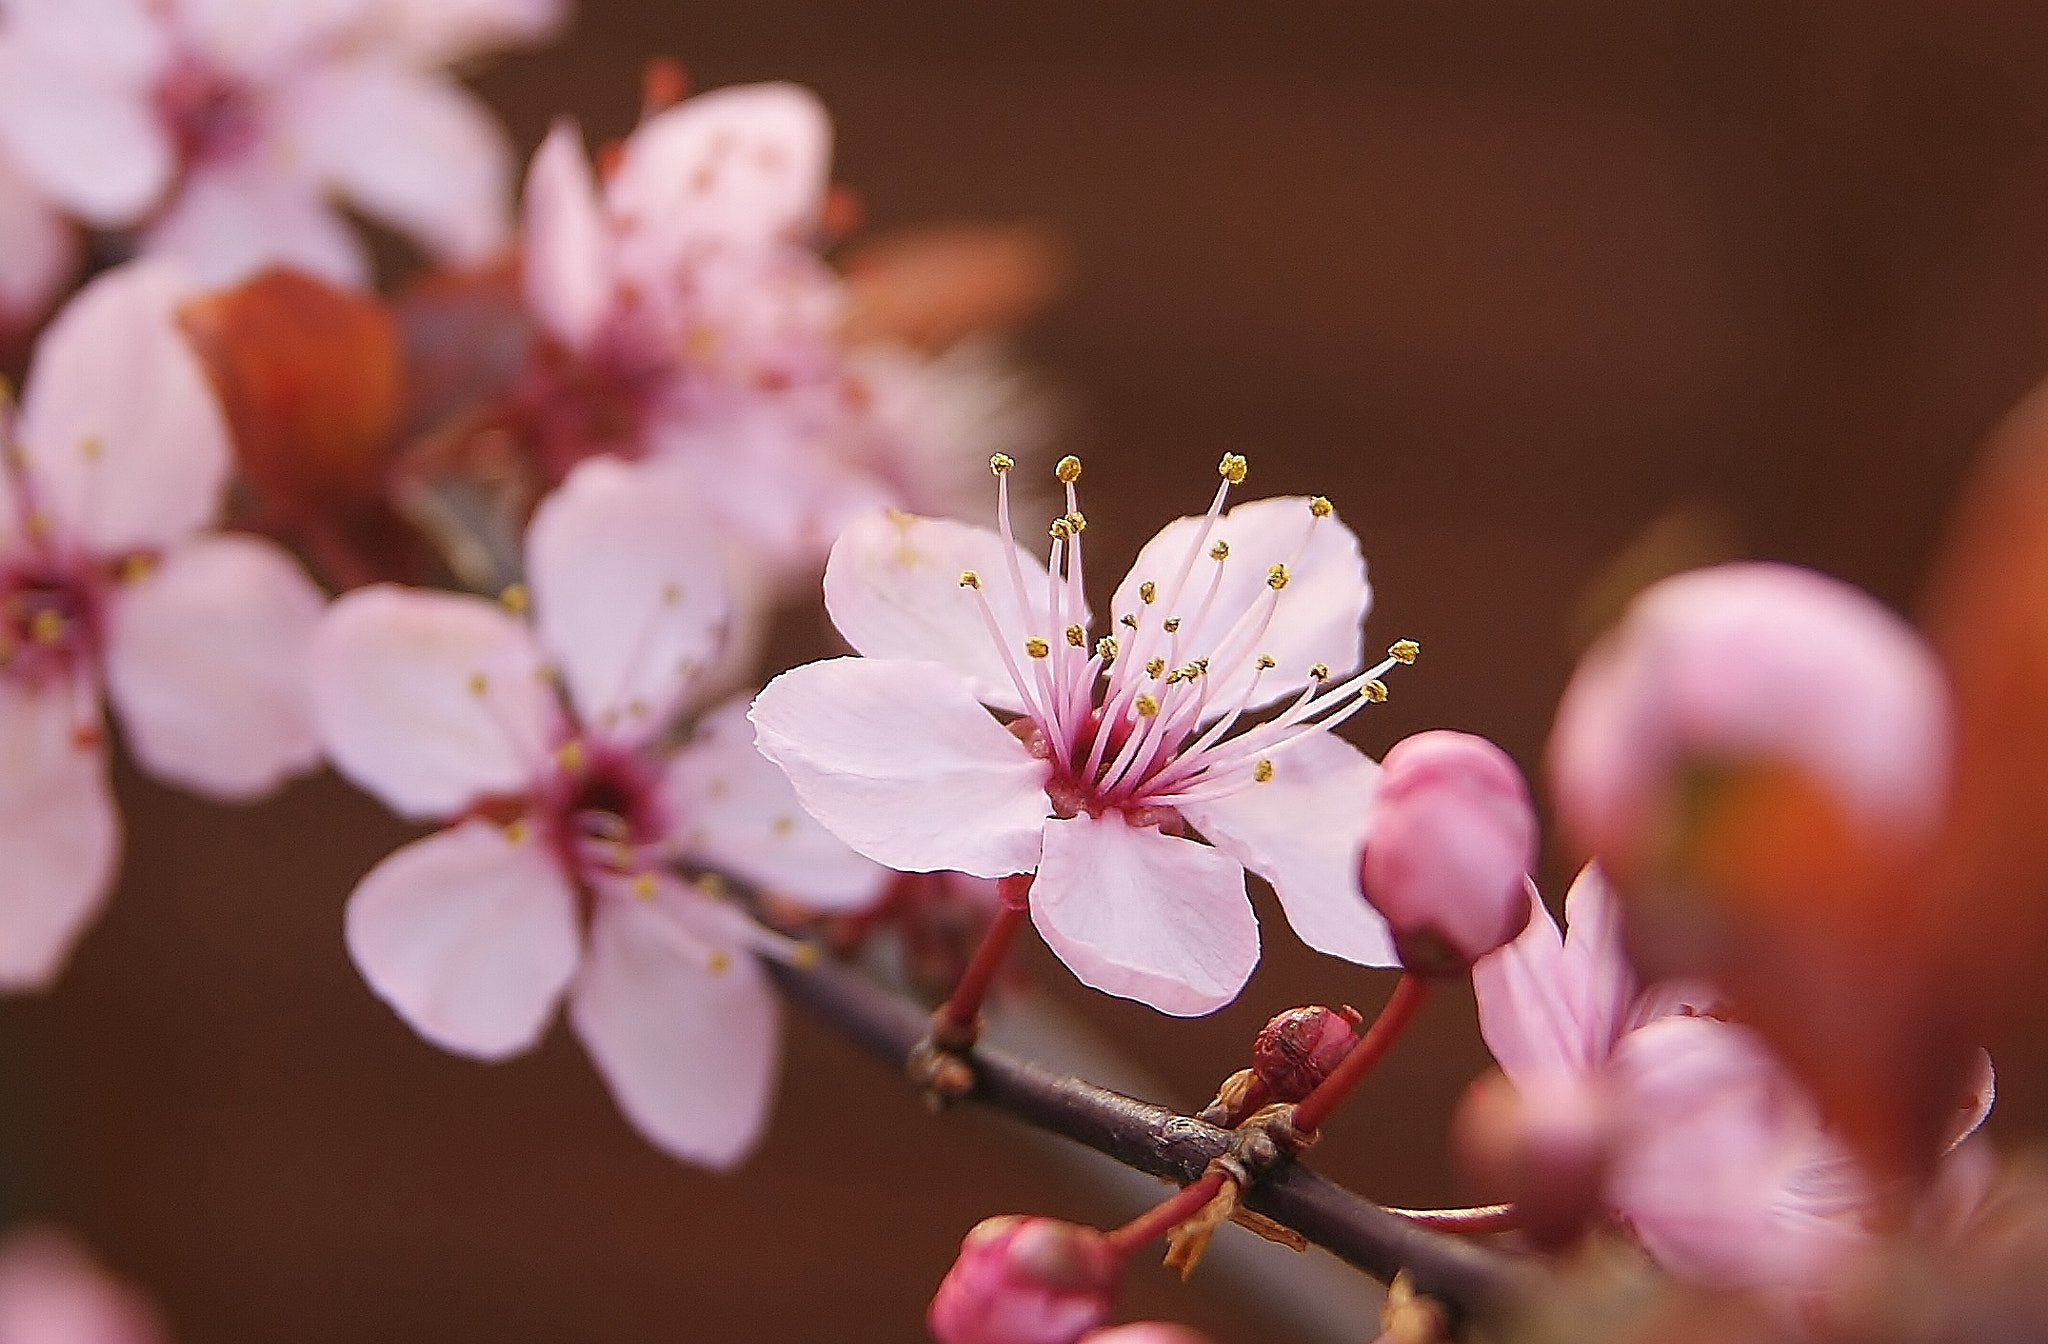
[15,260,231,555]
[1031,812,1258,1016]
[1110,496,1370,715]
[141,158,368,289]
[0,38,167,225]
[280,60,510,267]
[102,533,324,800]
[176,0,372,78]
[363,0,566,64]
[345,819,580,1059]
[0,148,77,330]
[519,120,612,354]
[0,683,117,991]
[0,0,172,78]
[750,657,1051,879]
[662,696,887,913]
[823,510,1060,715]
[1473,868,1637,1087]
[312,586,559,820]
[0,1226,168,1344]
[1181,729,1397,967]
[571,876,781,1169]
[526,456,729,742]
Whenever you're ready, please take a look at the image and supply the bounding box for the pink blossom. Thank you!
[1359,729,1535,972]
[312,455,886,1167]
[928,1216,1119,1344]
[752,456,1403,1016]
[1472,865,1874,1290]
[0,146,75,334]
[1079,1329,1212,1344]
[0,1226,166,1344]
[0,0,555,287]
[0,259,325,988]
[1549,562,1950,874]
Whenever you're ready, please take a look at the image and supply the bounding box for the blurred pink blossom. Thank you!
[752,460,1402,1016]
[0,0,559,287]
[312,455,886,1167]
[0,147,75,334]
[0,259,325,989]
[1473,865,1874,1291]
[928,1216,1119,1344]
[1549,562,1950,875]
[0,1227,166,1344]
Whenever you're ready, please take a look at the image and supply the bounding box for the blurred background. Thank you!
[9,2,2048,1339]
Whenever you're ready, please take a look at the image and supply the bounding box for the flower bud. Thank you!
[928,1216,1119,1344]
[1251,1005,1359,1101]
[1361,731,1537,973]
[1080,1326,1214,1344]
[1452,1068,1611,1250]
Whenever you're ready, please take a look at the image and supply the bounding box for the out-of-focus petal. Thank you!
[142,158,368,289]
[570,876,780,1169]
[0,1225,167,1344]
[346,819,579,1058]
[663,696,888,912]
[750,657,1051,879]
[1109,496,1370,717]
[312,586,559,820]
[0,683,116,990]
[1182,729,1397,967]
[15,261,230,554]
[176,0,371,78]
[519,120,611,353]
[823,510,1061,715]
[280,60,510,267]
[606,83,830,260]
[0,149,77,330]
[527,456,728,743]
[362,0,565,63]
[103,533,324,800]
[1032,812,1257,1016]
[0,0,171,77]
[0,36,166,225]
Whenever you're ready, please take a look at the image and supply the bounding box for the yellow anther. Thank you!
[1165,669,1184,685]
[118,553,155,584]
[22,512,46,541]
[1120,614,1139,629]
[1145,656,1166,678]
[1255,653,1277,671]
[1095,636,1118,663]
[707,950,732,975]
[1055,454,1083,484]
[1025,636,1051,659]
[498,582,529,614]
[661,581,682,606]
[1267,563,1291,591]
[959,569,981,589]
[1309,662,1330,682]
[503,819,528,844]
[555,739,586,772]
[1209,540,1230,561]
[467,672,488,697]
[1064,510,1087,533]
[1163,617,1181,633]
[989,453,1015,476]
[1139,581,1157,605]
[1362,679,1389,703]
[1218,453,1248,484]
[1065,624,1086,647]
[631,873,657,900]
[790,942,823,970]
[1253,759,1275,783]
[1134,694,1160,718]
[28,610,61,644]
[1389,639,1420,665]
[1309,496,1333,518]
[771,815,796,836]
[80,436,102,462]
[1050,517,1073,540]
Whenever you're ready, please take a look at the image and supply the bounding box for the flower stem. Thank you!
[933,874,1033,1040]
[1289,974,1430,1136]
[1102,1168,1228,1256]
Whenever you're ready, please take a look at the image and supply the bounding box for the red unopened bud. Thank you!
[1361,731,1536,974]
[1453,1068,1611,1249]
[1251,1005,1360,1101]
[928,1216,1119,1344]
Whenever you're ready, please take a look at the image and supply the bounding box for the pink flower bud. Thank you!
[1549,562,1949,879]
[1080,1326,1214,1344]
[1452,1068,1611,1249]
[928,1216,1120,1344]
[1360,731,1537,973]
[1251,1005,1359,1101]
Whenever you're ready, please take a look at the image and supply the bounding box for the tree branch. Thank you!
[766,953,1539,1317]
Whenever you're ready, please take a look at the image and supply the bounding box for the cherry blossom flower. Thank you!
[752,453,1407,1015]
[0,1226,167,1344]
[0,0,557,288]
[928,1216,1119,1344]
[0,259,325,988]
[312,455,886,1167]
[517,85,1051,590]
[0,147,75,335]
[1472,864,1875,1290]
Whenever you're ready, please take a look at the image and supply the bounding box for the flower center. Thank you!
[0,563,100,690]
[156,59,262,168]
[538,736,668,879]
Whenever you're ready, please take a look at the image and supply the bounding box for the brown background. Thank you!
[10,2,2048,1340]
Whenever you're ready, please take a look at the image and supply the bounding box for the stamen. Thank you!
[1095,636,1118,663]
[1209,540,1229,560]
[1256,653,1276,670]
[556,740,587,771]
[499,582,529,614]
[632,873,657,899]
[1163,617,1181,633]
[1065,624,1085,647]
[1024,637,1051,659]
[989,454,1014,475]
[1389,639,1420,664]
[1139,581,1157,604]
[1310,663,1329,681]
[1120,614,1138,629]
[467,672,489,696]
[1309,496,1333,518]
[959,570,981,588]
[1362,679,1389,703]
[1267,563,1290,590]
[1056,455,1083,484]
[1145,657,1165,678]
[1218,453,1248,484]
[1253,759,1274,783]
[1134,694,1159,718]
